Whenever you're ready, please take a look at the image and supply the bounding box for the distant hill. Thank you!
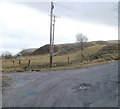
[31,41,110,56]
[16,40,119,57]
[92,41,109,45]
[107,40,120,44]
[16,48,37,57]
[31,42,93,56]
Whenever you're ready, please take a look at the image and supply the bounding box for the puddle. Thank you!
[78,83,92,90]
[72,83,92,91]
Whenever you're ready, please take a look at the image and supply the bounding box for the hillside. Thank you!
[32,44,59,55]
[2,40,120,73]
[16,40,116,56]
[31,40,110,56]
[107,40,120,44]
[16,48,37,56]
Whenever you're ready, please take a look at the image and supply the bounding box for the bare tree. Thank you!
[76,33,88,58]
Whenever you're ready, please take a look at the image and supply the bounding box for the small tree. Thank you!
[76,33,88,58]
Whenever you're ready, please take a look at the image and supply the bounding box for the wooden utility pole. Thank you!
[52,15,55,53]
[50,1,54,68]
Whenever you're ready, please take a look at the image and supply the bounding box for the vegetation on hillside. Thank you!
[31,44,59,55]
[2,40,120,73]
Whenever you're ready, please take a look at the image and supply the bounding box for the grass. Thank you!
[2,43,120,73]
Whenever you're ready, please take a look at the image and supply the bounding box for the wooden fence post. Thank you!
[18,60,21,70]
[68,56,70,64]
[18,60,21,65]
[13,60,15,72]
[28,60,31,66]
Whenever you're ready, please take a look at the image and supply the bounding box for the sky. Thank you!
[0,1,118,55]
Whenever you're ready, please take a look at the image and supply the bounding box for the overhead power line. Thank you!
[54,3,111,24]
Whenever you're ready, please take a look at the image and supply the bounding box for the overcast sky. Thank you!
[0,1,118,55]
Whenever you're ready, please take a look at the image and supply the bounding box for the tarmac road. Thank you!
[2,61,119,107]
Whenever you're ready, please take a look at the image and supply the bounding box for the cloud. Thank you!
[0,2,118,55]
[23,2,118,27]
[0,2,50,54]
[55,17,118,42]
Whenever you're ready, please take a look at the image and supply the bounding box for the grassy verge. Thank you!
[37,59,117,72]
[2,57,118,73]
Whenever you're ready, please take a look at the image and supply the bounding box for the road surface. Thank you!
[2,61,119,107]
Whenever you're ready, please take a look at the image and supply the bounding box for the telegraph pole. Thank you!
[50,1,54,68]
[52,15,56,52]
